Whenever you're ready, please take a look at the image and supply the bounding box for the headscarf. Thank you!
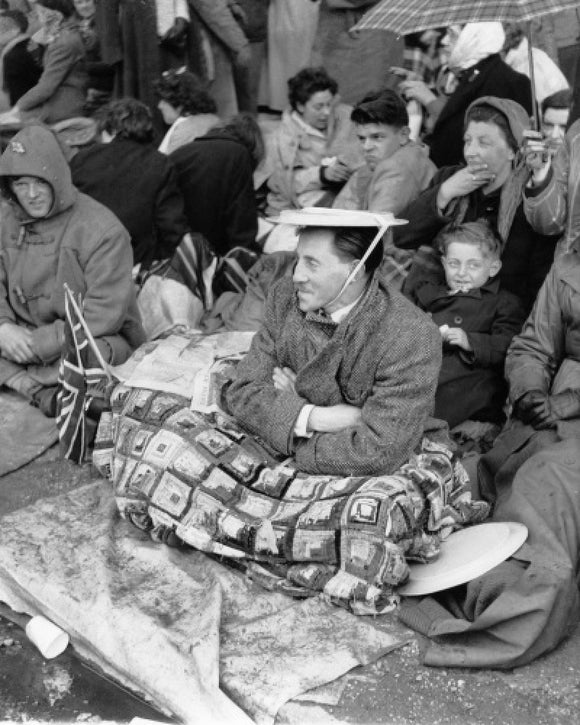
[447,22,506,73]
[451,96,531,246]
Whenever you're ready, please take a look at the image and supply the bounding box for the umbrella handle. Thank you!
[527,22,539,132]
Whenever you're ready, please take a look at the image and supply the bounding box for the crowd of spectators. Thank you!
[1,2,580,674]
[0,4,578,454]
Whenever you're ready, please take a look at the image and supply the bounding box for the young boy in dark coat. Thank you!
[410,221,526,428]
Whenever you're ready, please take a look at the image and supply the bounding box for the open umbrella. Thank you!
[352,0,578,129]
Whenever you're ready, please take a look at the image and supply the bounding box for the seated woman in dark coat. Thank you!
[154,69,220,155]
[70,98,189,271]
[393,96,559,313]
[169,113,264,257]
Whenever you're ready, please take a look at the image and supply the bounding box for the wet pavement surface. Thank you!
[1,447,580,725]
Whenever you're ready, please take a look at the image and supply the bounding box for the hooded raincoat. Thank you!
[0,125,144,388]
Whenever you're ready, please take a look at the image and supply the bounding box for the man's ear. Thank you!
[399,126,411,144]
[489,258,502,278]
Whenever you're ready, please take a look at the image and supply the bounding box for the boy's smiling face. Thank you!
[442,241,501,293]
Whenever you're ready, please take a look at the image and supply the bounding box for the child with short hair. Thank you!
[411,220,526,428]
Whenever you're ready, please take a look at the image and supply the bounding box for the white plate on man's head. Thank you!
[268,207,408,228]
[398,522,528,597]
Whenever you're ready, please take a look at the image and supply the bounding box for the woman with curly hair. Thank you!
[155,69,220,155]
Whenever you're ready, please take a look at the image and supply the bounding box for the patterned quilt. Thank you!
[93,382,490,610]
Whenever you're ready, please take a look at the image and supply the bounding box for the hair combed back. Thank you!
[97,99,154,144]
[301,225,383,274]
[154,70,217,116]
[464,103,518,152]
[351,89,409,128]
[288,67,338,110]
[436,220,501,258]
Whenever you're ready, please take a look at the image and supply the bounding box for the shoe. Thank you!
[31,385,59,418]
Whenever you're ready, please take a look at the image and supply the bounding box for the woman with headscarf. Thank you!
[393,96,558,314]
[400,22,532,168]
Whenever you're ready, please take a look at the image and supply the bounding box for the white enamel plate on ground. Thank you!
[398,522,528,597]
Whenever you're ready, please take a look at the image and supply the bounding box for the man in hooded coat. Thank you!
[0,124,145,415]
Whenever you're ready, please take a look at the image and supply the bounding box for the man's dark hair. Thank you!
[211,113,264,170]
[464,103,519,152]
[97,99,154,144]
[351,89,409,128]
[154,70,217,116]
[0,9,28,33]
[333,226,384,274]
[36,0,75,18]
[288,67,338,111]
[541,89,572,116]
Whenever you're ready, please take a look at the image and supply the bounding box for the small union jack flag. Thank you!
[56,286,112,463]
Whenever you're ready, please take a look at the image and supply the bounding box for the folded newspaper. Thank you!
[111,330,256,413]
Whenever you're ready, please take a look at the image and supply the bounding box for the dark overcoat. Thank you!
[414,278,526,427]
[70,137,188,268]
[3,39,41,105]
[170,130,259,257]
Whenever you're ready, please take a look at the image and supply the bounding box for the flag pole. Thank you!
[63,283,113,382]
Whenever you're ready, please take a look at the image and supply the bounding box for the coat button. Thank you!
[454,315,463,325]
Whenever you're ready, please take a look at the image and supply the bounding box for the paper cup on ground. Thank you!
[25,616,69,659]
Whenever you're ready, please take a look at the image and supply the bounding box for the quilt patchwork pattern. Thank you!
[94,387,489,608]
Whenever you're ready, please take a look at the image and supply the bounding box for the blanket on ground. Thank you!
[0,480,410,723]
[93,384,489,610]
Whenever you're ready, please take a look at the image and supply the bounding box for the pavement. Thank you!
[1,445,580,725]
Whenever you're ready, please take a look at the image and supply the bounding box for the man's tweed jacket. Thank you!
[225,273,442,476]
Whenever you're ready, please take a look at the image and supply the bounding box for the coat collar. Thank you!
[415,275,501,307]
[300,273,381,331]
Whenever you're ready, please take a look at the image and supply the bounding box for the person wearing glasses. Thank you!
[410,221,525,428]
